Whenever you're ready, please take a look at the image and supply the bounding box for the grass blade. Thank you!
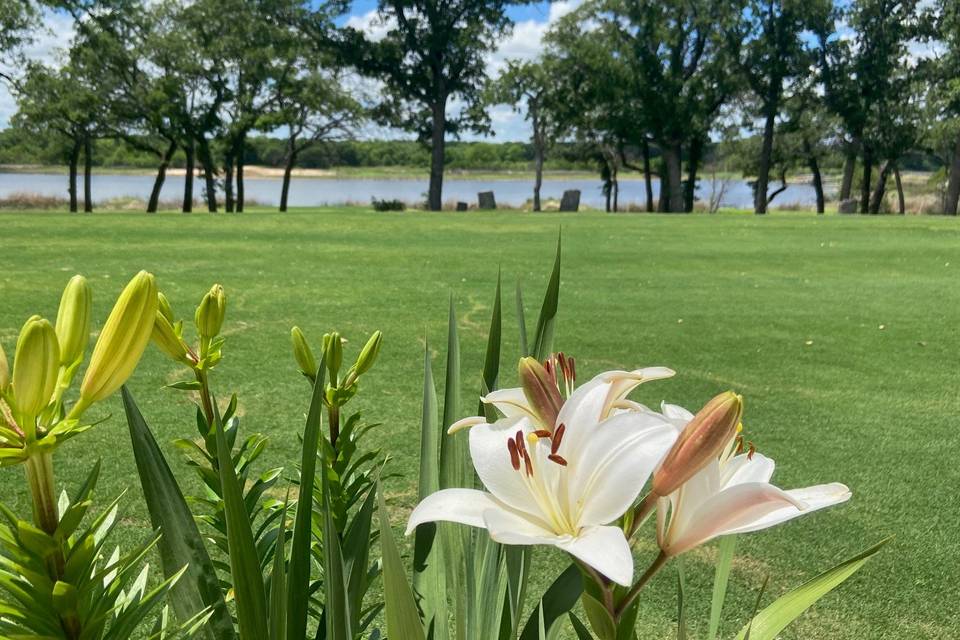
[378,485,426,640]
[734,538,889,640]
[532,232,561,361]
[121,386,235,640]
[212,399,268,639]
[708,535,737,640]
[412,339,449,640]
[286,361,327,640]
[479,271,502,417]
[677,561,688,640]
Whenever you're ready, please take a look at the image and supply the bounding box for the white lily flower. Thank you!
[655,403,851,557]
[407,366,677,587]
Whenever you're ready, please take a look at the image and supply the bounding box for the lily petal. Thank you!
[405,488,503,535]
[469,417,545,518]
[664,481,808,556]
[723,482,851,535]
[567,410,677,527]
[554,525,635,587]
[721,453,776,486]
[482,387,537,420]
[483,505,558,545]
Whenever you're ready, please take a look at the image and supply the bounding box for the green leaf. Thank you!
[412,339,449,640]
[569,613,595,640]
[212,399,268,640]
[285,361,327,640]
[734,538,890,640]
[515,282,528,357]
[708,536,737,640]
[532,233,561,361]
[121,386,234,640]
[478,271,502,417]
[322,451,353,640]
[580,591,615,640]
[520,564,583,640]
[378,486,426,640]
[268,498,288,640]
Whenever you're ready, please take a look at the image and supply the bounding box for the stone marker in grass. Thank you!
[559,190,581,212]
[478,191,496,210]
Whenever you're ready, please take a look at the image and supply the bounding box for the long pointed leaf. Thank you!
[532,233,561,361]
[322,453,353,640]
[378,486,426,640]
[412,339,449,640]
[734,538,889,640]
[213,400,268,639]
[269,498,288,640]
[286,362,327,640]
[708,535,737,640]
[519,564,582,640]
[121,386,235,640]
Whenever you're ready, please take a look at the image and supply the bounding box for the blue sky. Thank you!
[0,1,580,142]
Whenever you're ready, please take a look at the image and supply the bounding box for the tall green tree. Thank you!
[574,0,747,212]
[488,58,563,211]
[741,0,825,214]
[0,0,37,82]
[353,0,534,211]
[932,0,960,214]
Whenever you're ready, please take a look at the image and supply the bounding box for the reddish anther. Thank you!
[551,423,566,454]
[533,429,553,438]
[548,454,568,466]
[507,439,521,471]
[515,431,528,458]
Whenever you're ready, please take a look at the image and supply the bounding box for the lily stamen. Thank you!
[507,439,521,471]
[551,423,566,454]
[548,453,568,466]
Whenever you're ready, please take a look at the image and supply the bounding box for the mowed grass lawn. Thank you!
[1,207,958,639]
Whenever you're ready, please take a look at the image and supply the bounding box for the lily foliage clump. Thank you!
[0,241,887,640]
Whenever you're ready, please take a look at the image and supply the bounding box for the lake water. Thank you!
[0,171,828,210]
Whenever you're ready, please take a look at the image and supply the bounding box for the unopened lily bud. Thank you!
[326,331,343,381]
[354,331,382,376]
[652,391,743,497]
[55,275,92,367]
[153,313,192,365]
[78,271,158,408]
[0,342,9,394]
[518,356,564,428]
[291,326,317,376]
[195,284,226,339]
[11,316,60,416]
[157,292,174,323]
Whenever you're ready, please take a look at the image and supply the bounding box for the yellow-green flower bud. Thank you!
[354,331,383,376]
[291,326,317,377]
[55,275,92,367]
[195,284,226,339]
[0,341,9,394]
[153,313,193,365]
[157,292,174,323]
[11,316,60,417]
[652,391,743,497]
[518,356,564,428]
[78,271,158,408]
[326,331,343,381]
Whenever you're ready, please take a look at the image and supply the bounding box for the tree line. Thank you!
[0,0,958,215]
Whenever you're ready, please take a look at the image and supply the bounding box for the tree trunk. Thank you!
[280,139,297,213]
[83,134,93,213]
[840,148,856,201]
[893,164,905,215]
[198,135,217,212]
[148,140,177,214]
[428,99,446,211]
[236,136,246,212]
[859,148,872,214]
[755,106,776,214]
[183,140,195,213]
[642,140,654,212]
[224,149,235,213]
[684,137,703,213]
[944,134,960,215]
[612,172,619,213]
[67,139,80,213]
[805,144,824,214]
[869,160,892,214]
[663,142,684,212]
[533,141,544,212]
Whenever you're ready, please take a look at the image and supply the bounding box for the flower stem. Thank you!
[25,451,59,535]
[615,550,669,620]
[329,403,340,449]
[626,492,657,540]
